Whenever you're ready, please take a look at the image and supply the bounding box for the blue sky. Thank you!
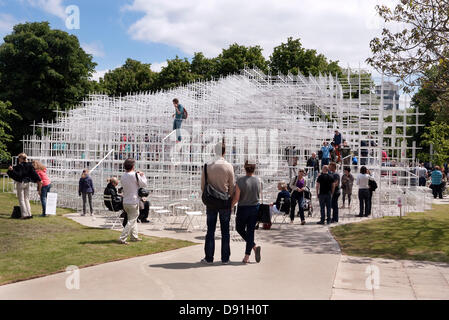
[0,0,191,78]
[0,0,411,107]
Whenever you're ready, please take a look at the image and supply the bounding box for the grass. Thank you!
[331,204,449,263]
[0,193,195,285]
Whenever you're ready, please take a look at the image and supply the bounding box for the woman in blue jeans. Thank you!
[231,161,262,264]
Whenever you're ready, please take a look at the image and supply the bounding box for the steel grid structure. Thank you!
[19,68,429,217]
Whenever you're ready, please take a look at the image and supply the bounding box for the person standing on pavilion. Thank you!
[172,98,184,143]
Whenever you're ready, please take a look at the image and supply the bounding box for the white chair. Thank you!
[180,211,203,231]
[103,194,123,230]
[271,198,290,229]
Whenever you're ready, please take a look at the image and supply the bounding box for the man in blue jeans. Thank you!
[316,165,335,225]
[200,142,235,264]
[172,98,184,142]
[328,162,341,223]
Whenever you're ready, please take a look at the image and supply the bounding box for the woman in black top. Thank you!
[7,153,42,219]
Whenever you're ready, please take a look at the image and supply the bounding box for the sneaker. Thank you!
[81,213,86,216]
[140,219,150,223]
[118,240,129,245]
[317,221,325,225]
[200,258,213,265]
[301,220,306,225]
[222,260,230,265]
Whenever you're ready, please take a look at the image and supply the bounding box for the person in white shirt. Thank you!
[119,158,148,244]
[356,166,374,217]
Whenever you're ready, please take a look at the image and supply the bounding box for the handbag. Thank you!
[135,173,149,198]
[201,164,231,209]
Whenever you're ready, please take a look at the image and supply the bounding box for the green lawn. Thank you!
[0,193,195,285]
[331,204,449,263]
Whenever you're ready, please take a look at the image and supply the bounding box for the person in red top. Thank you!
[32,160,52,217]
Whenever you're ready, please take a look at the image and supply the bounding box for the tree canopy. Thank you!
[100,58,156,96]
[0,101,21,160]
[269,37,342,77]
[0,21,96,155]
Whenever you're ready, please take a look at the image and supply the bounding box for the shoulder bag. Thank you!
[201,164,231,209]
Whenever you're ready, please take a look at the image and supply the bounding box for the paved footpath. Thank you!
[1,202,449,299]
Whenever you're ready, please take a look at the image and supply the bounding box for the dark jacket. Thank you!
[306,157,319,172]
[79,175,94,195]
[274,190,291,214]
[104,183,123,211]
[7,162,41,183]
[333,133,342,146]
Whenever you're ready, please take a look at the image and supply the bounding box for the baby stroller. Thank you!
[303,186,314,217]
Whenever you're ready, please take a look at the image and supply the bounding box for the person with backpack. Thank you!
[172,98,186,143]
[7,153,42,219]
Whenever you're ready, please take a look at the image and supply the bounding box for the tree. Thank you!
[269,37,342,77]
[190,52,218,81]
[156,57,200,90]
[215,44,268,77]
[100,58,157,96]
[0,101,21,160]
[421,121,449,166]
[367,0,449,89]
[0,22,96,154]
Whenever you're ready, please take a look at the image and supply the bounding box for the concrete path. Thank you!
[2,198,449,300]
[331,255,449,300]
[0,214,341,300]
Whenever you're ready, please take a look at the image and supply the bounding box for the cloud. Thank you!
[0,13,18,39]
[82,41,105,58]
[123,0,392,69]
[26,0,67,20]
[150,61,168,72]
[91,69,109,82]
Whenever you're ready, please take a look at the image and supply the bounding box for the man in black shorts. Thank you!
[316,165,335,224]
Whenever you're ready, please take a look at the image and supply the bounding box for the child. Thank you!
[341,167,354,208]
[32,160,52,217]
[78,169,94,216]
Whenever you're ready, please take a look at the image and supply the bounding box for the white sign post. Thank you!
[46,193,58,215]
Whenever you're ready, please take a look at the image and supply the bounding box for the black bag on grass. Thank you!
[11,206,21,219]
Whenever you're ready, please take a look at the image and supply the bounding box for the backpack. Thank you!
[182,107,188,120]
[11,206,21,219]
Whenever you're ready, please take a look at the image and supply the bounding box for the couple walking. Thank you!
[200,142,261,265]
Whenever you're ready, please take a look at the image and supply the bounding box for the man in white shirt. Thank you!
[119,158,148,244]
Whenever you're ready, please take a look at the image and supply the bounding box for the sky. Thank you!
[0,0,411,106]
